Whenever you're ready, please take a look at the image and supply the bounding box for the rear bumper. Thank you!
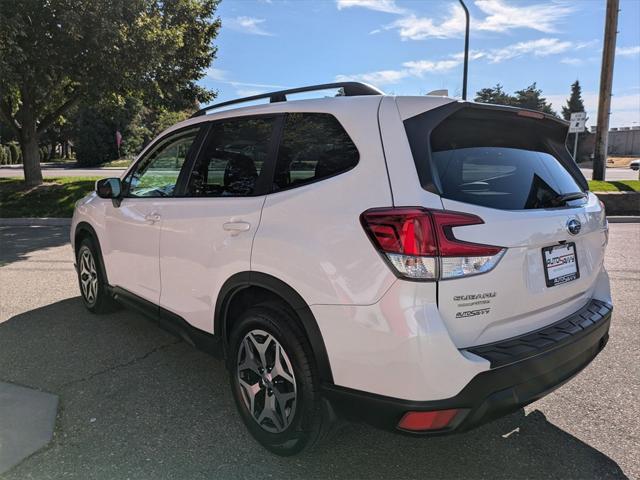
[322,299,612,435]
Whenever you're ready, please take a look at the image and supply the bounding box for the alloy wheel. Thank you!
[79,248,99,305]
[236,329,297,433]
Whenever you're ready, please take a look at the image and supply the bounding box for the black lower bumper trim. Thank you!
[322,299,612,435]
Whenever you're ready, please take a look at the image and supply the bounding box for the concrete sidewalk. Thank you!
[0,382,58,475]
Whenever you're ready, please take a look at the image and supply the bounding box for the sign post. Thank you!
[569,111,587,161]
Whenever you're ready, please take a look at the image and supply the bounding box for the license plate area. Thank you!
[542,242,580,287]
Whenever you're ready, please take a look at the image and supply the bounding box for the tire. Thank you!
[76,237,117,313]
[228,303,332,456]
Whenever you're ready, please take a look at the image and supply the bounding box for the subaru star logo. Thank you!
[567,218,581,235]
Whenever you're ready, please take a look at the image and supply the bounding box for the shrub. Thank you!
[0,146,6,165]
[8,142,20,164]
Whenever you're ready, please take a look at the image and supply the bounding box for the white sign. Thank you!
[569,111,587,133]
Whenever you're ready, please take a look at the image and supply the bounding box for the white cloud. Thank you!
[403,59,462,75]
[575,39,599,50]
[336,0,406,14]
[336,69,410,85]
[235,88,268,97]
[364,0,575,41]
[486,38,572,63]
[206,67,285,95]
[206,67,228,81]
[387,5,466,40]
[474,0,574,33]
[336,35,595,88]
[225,16,273,36]
[616,45,640,57]
[336,55,463,86]
[560,57,585,66]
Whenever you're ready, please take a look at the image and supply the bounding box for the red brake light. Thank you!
[431,211,503,257]
[398,409,459,431]
[361,208,437,256]
[361,207,505,280]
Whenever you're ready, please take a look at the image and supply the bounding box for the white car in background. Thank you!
[629,159,639,170]
[71,82,613,455]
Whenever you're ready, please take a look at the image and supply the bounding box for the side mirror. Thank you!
[96,178,122,199]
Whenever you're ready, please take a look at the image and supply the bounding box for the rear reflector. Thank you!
[361,207,505,280]
[398,409,459,431]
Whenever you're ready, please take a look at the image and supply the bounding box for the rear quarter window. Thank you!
[273,113,359,191]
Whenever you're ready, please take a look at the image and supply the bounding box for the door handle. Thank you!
[144,212,161,224]
[223,221,251,234]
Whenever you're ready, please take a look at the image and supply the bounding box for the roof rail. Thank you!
[191,82,384,118]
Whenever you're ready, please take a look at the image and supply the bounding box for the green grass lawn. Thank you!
[0,177,100,218]
[101,158,133,168]
[588,180,640,192]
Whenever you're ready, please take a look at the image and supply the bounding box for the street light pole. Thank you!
[458,0,470,101]
[593,0,619,181]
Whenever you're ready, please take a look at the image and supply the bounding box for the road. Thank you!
[0,224,638,479]
[0,164,126,178]
[580,167,638,181]
[1,164,638,181]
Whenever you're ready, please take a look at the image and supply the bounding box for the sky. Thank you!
[200,0,640,128]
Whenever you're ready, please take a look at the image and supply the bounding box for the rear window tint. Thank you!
[273,113,358,190]
[432,147,584,210]
[427,109,584,210]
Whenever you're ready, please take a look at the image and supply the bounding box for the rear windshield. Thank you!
[425,107,585,210]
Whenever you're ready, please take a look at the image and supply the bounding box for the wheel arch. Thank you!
[215,271,334,383]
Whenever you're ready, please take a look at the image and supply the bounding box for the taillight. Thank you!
[361,207,505,280]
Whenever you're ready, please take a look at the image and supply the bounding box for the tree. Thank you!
[0,0,220,186]
[561,80,585,121]
[513,83,556,115]
[475,83,556,115]
[474,84,515,106]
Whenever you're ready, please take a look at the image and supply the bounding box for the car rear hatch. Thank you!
[404,103,608,348]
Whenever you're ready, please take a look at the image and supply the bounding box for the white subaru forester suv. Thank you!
[72,82,612,455]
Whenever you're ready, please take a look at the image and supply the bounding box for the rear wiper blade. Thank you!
[554,191,587,204]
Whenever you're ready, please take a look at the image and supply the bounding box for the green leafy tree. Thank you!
[474,84,515,106]
[475,83,556,115]
[513,83,556,115]
[0,0,220,185]
[561,80,586,121]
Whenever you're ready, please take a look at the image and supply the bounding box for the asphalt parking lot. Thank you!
[0,223,638,479]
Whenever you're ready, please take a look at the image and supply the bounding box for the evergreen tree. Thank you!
[513,83,556,115]
[561,80,585,121]
[474,84,515,106]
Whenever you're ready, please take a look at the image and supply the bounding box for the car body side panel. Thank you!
[158,196,265,333]
[251,98,396,306]
[312,280,490,401]
[377,96,446,208]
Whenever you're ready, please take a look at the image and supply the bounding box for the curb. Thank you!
[607,216,640,223]
[0,218,71,226]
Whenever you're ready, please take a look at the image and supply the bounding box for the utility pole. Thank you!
[458,0,470,100]
[593,0,619,181]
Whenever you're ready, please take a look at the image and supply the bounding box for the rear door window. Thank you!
[187,117,275,197]
[273,113,358,191]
